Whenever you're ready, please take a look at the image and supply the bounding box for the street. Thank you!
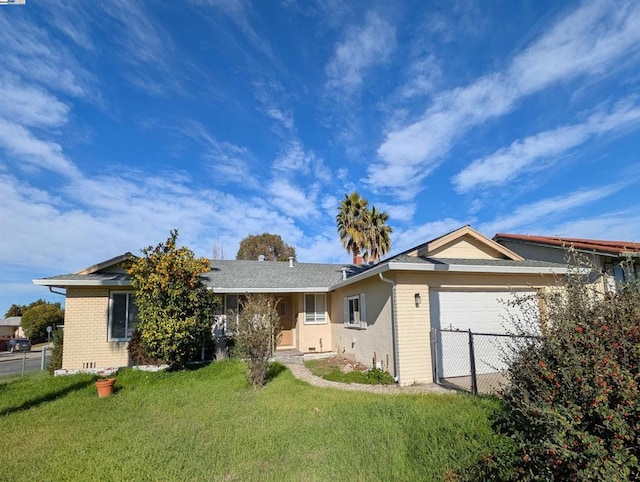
[0,350,49,377]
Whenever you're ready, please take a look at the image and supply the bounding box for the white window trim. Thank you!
[344,293,367,329]
[108,291,137,341]
[304,293,327,325]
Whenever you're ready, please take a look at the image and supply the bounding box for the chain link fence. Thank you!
[432,328,541,395]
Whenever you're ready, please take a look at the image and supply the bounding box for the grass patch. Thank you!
[0,361,501,481]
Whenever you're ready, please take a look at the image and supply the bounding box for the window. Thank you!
[344,293,367,329]
[304,294,326,324]
[109,292,138,341]
[603,261,640,293]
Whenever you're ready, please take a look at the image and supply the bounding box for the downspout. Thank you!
[379,273,399,383]
[48,287,66,296]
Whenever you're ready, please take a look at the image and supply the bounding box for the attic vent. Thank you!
[342,268,347,280]
[258,255,265,261]
[289,257,294,267]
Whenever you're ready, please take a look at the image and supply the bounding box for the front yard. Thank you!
[1,361,500,481]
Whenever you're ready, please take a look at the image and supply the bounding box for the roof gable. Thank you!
[407,226,523,261]
[74,252,137,275]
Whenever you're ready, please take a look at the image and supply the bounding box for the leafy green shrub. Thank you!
[127,230,220,369]
[466,259,640,481]
[127,329,166,365]
[47,329,64,375]
[364,367,395,384]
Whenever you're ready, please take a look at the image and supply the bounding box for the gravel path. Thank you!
[275,353,452,395]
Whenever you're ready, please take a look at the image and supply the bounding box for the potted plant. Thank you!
[95,377,116,397]
[95,368,118,397]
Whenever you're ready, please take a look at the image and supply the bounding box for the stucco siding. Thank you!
[289,293,332,353]
[63,288,129,370]
[330,277,395,375]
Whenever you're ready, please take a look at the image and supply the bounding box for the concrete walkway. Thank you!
[274,351,452,395]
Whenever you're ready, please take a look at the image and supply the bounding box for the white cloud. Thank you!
[273,140,313,172]
[538,209,640,242]
[392,218,465,255]
[295,233,351,264]
[0,172,307,274]
[273,140,331,183]
[397,55,441,100]
[478,185,621,235]
[0,77,70,129]
[179,120,260,188]
[376,202,415,223]
[0,120,80,178]
[0,14,94,99]
[371,1,640,195]
[325,11,396,94]
[268,179,320,219]
[266,108,295,130]
[189,0,274,58]
[509,1,640,96]
[453,99,640,192]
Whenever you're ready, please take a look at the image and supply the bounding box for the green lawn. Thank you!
[0,361,501,481]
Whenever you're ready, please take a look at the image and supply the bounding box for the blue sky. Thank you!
[1,0,640,314]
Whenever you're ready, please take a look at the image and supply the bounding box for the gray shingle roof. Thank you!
[202,260,362,290]
[0,316,21,327]
[33,255,565,290]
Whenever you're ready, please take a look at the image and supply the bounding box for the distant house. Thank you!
[0,316,23,339]
[34,225,568,386]
[493,233,640,292]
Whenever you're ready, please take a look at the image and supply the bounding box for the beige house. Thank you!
[34,225,568,385]
[0,316,24,338]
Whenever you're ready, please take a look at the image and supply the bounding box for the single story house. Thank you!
[34,225,569,386]
[0,316,24,338]
[493,233,640,293]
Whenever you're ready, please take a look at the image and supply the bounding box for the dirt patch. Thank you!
[306,355,368,374]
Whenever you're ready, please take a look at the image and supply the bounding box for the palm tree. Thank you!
[364,206,392,263]
[336,192,369,264]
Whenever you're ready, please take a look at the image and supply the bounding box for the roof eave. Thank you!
[33,279,132,287]
[210,287,331,293]
[387,262,569,275]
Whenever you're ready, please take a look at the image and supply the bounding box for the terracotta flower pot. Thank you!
[95,378,116,398]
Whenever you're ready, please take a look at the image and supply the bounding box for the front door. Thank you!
[277,295,294,348]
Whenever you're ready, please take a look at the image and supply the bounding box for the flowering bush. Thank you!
[127,230,220,369]
[466,257,640,481]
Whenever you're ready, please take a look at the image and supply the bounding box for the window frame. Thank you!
[344,293,367,329]
[304,293,327,325]
[108,291,138,341]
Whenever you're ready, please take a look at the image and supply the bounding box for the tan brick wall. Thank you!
[62,288,129,370]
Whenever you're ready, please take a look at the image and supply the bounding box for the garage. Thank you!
[430,289,538,378]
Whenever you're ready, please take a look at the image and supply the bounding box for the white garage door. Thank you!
[430,290,538,378]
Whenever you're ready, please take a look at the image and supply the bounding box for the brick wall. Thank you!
[62,288,129,370]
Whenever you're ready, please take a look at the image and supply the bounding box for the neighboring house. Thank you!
[493,233,640,293]
[34,226,567,386]
[0,316,24,338]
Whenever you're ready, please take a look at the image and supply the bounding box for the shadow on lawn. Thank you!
[265,361,287,383]
[0,380,94,417]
